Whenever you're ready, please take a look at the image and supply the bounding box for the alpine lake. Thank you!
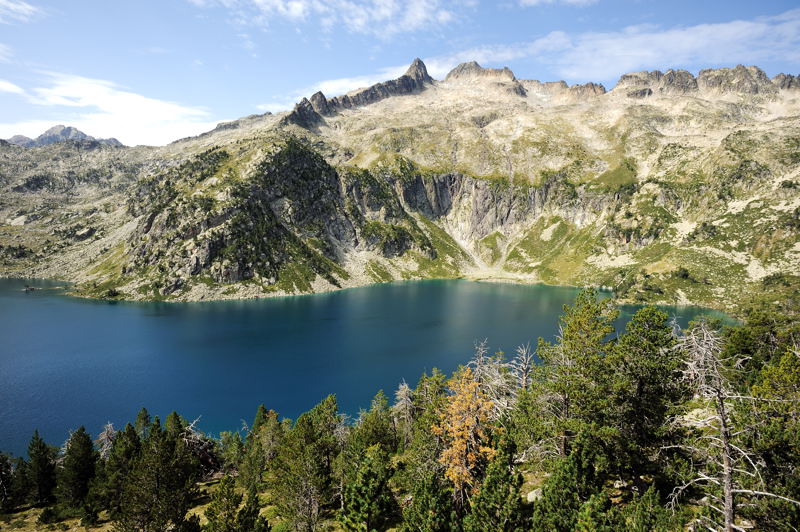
[0,277,731,455]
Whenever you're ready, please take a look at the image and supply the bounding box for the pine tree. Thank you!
[531,457,583,532]
[606,306,679,475]
[115,419,199,531]
[219,431,245,473]
[204,476,241,532]
[620,485,676,532]
[339,444,395,532]
[535,288,618,457]
[463,438,527,532]
[134,408,151,438]
[401,471,453,532]
[271,395,340,531]
[236,487,270,532]
[574,492,622,532]
[250,404,269,441]
[57,426,97,510]
[27,430,56,506]
[102,423,141,518]
[166,411,185,437]
[0,452,13,512]
[239,408,283,493]
[10,457,31,511]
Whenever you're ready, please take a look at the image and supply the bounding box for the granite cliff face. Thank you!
[1,59,799,311]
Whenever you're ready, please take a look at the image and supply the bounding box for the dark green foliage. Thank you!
[270,394,340,531]
[57,426,97,509]
[574,492,623,532]
[9,457,31,511]
[531,456,585,532]
[401,472,453,532]
[740,349,800,530]
[204,476,241,532]
[619,485,677,532]
[463,438,528,532]
[606,307,680,475]
[102,423,141,518]
[219,431,245,473]
[0,453,13,512]
[240,407,283,493]
[535,288,618,456]
[251,404,270,439]
[166,411,186,437]
[237,487,270,532]
[27,430,56,506]
[134,407,151,438]
[339,444,396,531]
[115,419,200,532]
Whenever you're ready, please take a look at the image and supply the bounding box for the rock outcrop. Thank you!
[287,58,435,126]
[697,65,777,95]
[445,61,527,96]
[444,61,517,83]
[7,135,35,147]
[613,69,697,96]
[522,79,605,101]
[773,73,800,90]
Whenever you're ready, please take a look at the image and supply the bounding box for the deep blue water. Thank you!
[0,278,729,456]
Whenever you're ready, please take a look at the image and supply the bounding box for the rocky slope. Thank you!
[1,60,798,312]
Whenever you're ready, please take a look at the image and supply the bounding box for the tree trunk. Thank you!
[717,393,735,532]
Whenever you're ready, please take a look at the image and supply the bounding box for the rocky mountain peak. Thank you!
[285,58,435,128]
[445,61,517,83]
[5,125,123,147]
[404,58,433,84]
[773,73,800,90]
[697,65,777,95]
[7,135,35,147]
[613,69,697,97]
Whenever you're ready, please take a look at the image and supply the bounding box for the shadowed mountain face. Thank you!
[0,59,798,313]
[5,125,123,147]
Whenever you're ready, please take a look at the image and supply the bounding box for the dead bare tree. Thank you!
[510,343,535,391]
[670,319,800,532]
[95,422,117,460]
[392,379,414,447]
[468,340,516,419]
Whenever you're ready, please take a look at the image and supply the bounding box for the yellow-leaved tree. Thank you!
[432,367,496,513]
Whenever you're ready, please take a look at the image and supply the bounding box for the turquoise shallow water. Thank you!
[0,278,728,456]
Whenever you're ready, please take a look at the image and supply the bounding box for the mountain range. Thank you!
[0,59,798,313]
[5,125,123,148]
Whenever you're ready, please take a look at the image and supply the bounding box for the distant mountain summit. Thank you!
[6,125,123,148]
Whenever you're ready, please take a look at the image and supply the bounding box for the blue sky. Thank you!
[0,0,799,145]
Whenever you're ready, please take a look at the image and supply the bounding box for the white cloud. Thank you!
[0,78,25,94]
[0,43,11,61]
[189,0,470,38]
[520,0,597,6]
[545,10,800,80]
[256,63,409,112]
[0,73,222,146]
[0,0,42,23]
[418,9,800,83]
